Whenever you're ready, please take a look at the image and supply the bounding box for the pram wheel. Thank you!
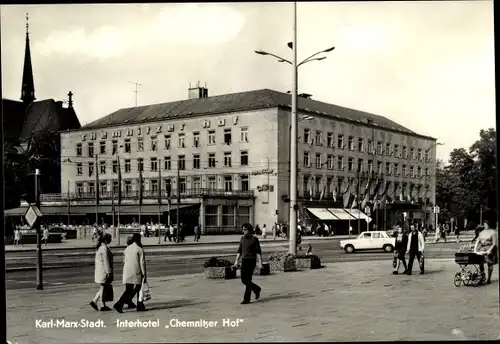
[454,272,462,287]
[463,272,472,286]
[472,272,485,287]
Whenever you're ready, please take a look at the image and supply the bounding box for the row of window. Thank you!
[303,152,430,178]
[76,175,250,194]
[76,151,250,176]
[303,129,431,161]
[76,128,250,157]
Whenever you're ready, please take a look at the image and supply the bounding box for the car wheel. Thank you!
[383,244,394,253]
[344,245,355,253]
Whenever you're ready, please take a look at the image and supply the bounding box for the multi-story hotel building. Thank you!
[28,86,438,234]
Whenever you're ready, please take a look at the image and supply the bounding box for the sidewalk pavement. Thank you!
[7,259,498,343]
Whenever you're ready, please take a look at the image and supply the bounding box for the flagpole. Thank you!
[117,156,121,246]
[67,180,70,226]
[95,153,99,226]
[138,166,142,226]
[357,173,360,234]
[111,180,115,234]
[158,158,162,244]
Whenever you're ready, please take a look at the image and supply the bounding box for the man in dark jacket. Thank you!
[406,225,425,275]
[233,223,262,304]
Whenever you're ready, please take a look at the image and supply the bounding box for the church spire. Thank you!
[21,13,35,104]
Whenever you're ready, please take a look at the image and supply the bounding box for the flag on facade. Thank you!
[309,188,313,202]
[373,200,379,211]
[351,194,358,209]
[319,183,327,201]
[332,190,337,202]
[382,181,390,196]
[361,191,370,210]
[399,191,403,202]
[379,194,388,210]
[117,157,122,205]
[343,191,351,208]
[139,167,143,206]
[371,179,383,200]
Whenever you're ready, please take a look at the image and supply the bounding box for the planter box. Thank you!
[269,259,297,272]
[253,262,271,275]
[204,267,236,279]
[295,257,312,269]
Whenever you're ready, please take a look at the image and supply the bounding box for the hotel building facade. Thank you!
[29,87,438,234]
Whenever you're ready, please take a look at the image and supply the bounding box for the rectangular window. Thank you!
[394,144,400,158]
[125,181,132,194]
[417,149,423,161]
[88,162,94,176]
[99,161,106,174]
[377,161,382,174]
[99,182,107,194]
[348,157,354,171]
[367,160,373,173]
[315,153,322,168]
[208,176,216,189]
[88,143,94,157]
[410,166,415,178]
[76,182,84,195]
[124,139,131,153]
[402,146,408,159]
[425,150,430,161]
[138,158,143,172]
[303,129,310,144]
[192,177,201,190]
[410,148,415,160]
[164,178,172,195]
[222,205,235,226]
[386,143,391,156]
[208,130,216,145]
[403,164,407,177]
[224,152,232,167]
[377,141,383,155]
[337,156,344,170]
[315,131,322,146]
[178,133,185,148]
[205,205,218,226]
[327,132,334,147]
[178,155,186,170]
[151,136,157,151]
[76,143,82,157]
[357,158,363,172]
[77,163,83,175]
[163,135,170,149]
[425,168,430,176]
[193,154,200,169]
[418,167,423,178]
[224,128,232,145]
[99,141,106,154]
[164,156,171,170]
[368,140,373,154]
[224,176,233,192]
[240,127,248,142]
[179,177,186,193]
[303,152,310,167]
[337,134,344,149]
[386,162,391,175]
[151,179,158,192]
[240,175,249,191]
[348,136,354,150]
[208,153,216,168]
[150,157,158,172]
[88,182,95,194]
[240,151,249,166]
[112,160,118,173]
[112,140,118,155]
[137,137,144,151]
[358,138,364,152]
[394,163,400,176]
[193,132,200,147]
[113,181,119,195]
[327,154,334,170]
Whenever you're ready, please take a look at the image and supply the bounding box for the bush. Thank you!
[203,257,232,268]
[268,252,294,261]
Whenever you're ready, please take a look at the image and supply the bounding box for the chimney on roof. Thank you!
[55,101,63,108]
[188,81,208,99]
[68,91,73,108]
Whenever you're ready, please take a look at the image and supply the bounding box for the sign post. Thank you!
[25,171,43,290]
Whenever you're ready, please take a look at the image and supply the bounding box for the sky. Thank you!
[1,2,495,162]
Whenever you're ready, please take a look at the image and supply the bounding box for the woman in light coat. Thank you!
[114,233,147,313]
[90,233,113,311]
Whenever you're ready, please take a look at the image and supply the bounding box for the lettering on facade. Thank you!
[203,120,210,128]
[81,134,87,141]
[218,119,225,126]
[101,131,107,139]
[233,116,238,125]
[257,185,274,192]
[167,124,174,132]
[156,125,162,133]
[251,169,274,176]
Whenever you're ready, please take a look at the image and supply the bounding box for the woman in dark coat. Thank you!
[233,223,262,304]
[393,227,408,274]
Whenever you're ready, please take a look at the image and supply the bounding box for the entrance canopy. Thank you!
[344,209,372,223]
[307,208,339,220]
[326,208,356,220]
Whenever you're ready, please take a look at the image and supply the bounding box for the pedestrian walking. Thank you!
[272,223,277,240]
[393,227,408,274]
[406,225,425,275]
[90,233,114,311]
[43,226,50,245]
[261,224,267,239]
[472,223,486,242]
[455,224,461,243]
[14,227,21,246]
[434,224,441,243]
[233,223,262,304]
[114,233,147,313]
[474,220,498,284]
[194,225,199,242]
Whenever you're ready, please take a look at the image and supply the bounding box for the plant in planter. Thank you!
[268,252,297,272]
[295,254,312,269]
[203,257,236,279]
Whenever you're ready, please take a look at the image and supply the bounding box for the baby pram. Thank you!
[454,251,485,287]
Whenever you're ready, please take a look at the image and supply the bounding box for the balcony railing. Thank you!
[40,188,254,202]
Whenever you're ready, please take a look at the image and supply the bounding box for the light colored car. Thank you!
[340,231,396,253]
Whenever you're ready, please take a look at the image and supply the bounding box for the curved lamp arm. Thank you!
[298,46,335,67]
[255,50,292,65]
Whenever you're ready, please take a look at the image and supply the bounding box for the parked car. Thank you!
[340,231,396,253]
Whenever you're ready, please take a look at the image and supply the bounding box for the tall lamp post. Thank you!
[423,142,443,230]
[255,2,335,254]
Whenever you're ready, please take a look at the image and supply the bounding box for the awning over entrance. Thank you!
[105,204,193,215]
[307,208,339,220]
[344,209,372,223]
[326,208,356,220]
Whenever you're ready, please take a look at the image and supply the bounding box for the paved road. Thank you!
[6,241,460,290]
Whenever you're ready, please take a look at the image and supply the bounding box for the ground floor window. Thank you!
[222,205,235,226]
[205,205,218,227]
[238,206,251,227]
[76,183,84,196]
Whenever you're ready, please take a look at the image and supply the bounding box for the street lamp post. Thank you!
[423,142,443,230]
[254,3,335,254]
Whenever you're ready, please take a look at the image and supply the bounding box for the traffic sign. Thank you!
[25,205,43,228]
